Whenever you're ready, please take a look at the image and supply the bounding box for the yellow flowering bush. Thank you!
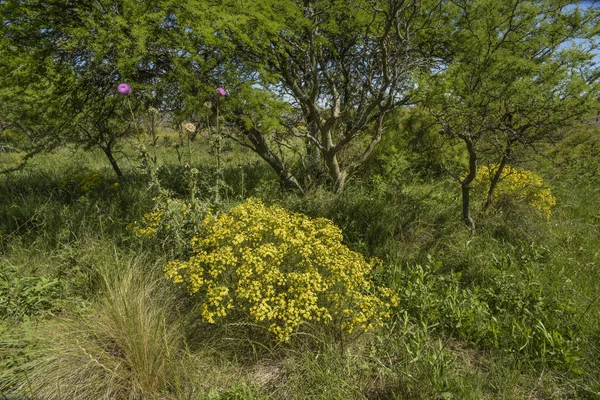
[129,207,167,239]
[164,198,398,341]
[59,169,106,194]
[474,165,556,216]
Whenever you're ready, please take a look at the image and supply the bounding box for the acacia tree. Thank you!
[214,0,449,192]
[0,0,187,176]
[422,0,600,229]
[219,83,307,193]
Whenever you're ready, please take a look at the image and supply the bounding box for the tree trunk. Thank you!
[483,155,508,211]
[460,136,477,230]
[323,149,348,193]
[245,128,305,194]
[483,140,513,211]
[100,143,123,178]
[334,170,348,193]
[461,183,475,230]
[305,137,323,183]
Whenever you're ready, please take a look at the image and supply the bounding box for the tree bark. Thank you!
[335,170,348,193]
[461,183,474,230]
[306,137,322,175]
[460,136,477,230]
[483,149,511,211]
[100,143,123,178]
[323,149,348,193]
[245,128,305,194]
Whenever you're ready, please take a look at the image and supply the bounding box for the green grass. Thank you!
[1,130,599,399]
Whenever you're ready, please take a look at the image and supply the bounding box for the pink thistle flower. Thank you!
[216,87,226,96]
[118,83,131,95]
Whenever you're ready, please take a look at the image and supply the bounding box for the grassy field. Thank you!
[1,128,599,399]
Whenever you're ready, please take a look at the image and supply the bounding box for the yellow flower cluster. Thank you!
[128,198,192,238]
[164,198,398,341]
[59,169,105,193]
[129,208,166,238]
[475,165,556,216]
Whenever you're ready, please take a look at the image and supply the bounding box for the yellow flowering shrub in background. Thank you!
[165,198,398,341]
[59,169,107,194]
[474,165,556,217]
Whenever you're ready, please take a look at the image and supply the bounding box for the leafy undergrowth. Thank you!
[1,143,599,399]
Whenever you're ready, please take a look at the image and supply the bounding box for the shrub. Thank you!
[128,192,210,258]
[59,168,107,195]
[474,165,556,216]
[388,258,579,369]
[165,198,397,341]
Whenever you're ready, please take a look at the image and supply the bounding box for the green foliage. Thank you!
[156,164,198,197]
[285,179,461,260]
[0,158,150,248]
[425,0,599,135]
[420,0,600,226]
[207,0,453,191]
[58,167,122,199]
[2,266,185,400]
[386,258,579,369]
[0,266,63,321]
[0,129,30,152]
[0,1,599,394]
[0,0,224,176]
[0,320,47,395]
[129,191,210,258]
[1,133,600,397]
[367,107,460,181]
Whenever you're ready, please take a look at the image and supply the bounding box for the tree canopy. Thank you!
[1,0,598,208]
[420,0,600,228]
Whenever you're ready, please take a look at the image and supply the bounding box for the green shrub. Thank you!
[387,258,579,369]
[128,191,210,258]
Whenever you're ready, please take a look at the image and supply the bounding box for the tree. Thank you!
[421,0,600,229]
[222,83,306,193]
[0,0,187,176]
[213,0,448,192]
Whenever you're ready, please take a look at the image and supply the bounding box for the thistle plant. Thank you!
[214,87,226,204]
[124,85,210,256]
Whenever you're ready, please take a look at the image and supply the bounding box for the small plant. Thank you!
[474,165,556,216]
[165,198,397,341]
[128,192,210,257]
[59,168,119,197]
[0,267,63,321]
